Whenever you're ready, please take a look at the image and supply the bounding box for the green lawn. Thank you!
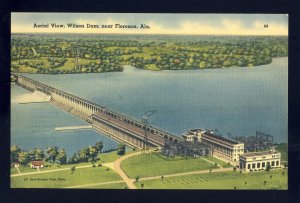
[100,150,131,163]
[11,166,121,188]
[100,151,123,163]
[121,152,217,178]
[99,149,134,163]
[135,169,288,190]
[203,156,233,168]
[11,167,19,175]
[57,58,75,71]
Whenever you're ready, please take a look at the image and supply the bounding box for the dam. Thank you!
[12,73,182,149]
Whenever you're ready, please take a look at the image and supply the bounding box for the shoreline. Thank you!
[11,56,287,75]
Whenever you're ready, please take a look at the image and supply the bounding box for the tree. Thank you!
[88,146,98,162]
[46,147,59,163]
[30,148,44,160]
[11,145,21,163]
[56,149,67,165]
[223,60,231,67]
[265,163,271,172]
[135,176,139,182]
[70,166,75,174]
[68,153,78,164]
[199,61,207,69]
[78,147,90,162]
[141,183,144,189]
[94,141,103,154]
[161,176,164,181]
[117,143,126,155]
[18,152,30,166]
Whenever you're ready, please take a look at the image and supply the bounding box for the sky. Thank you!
[11,13,288,35]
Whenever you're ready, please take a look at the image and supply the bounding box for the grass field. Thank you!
[135,169,288,190]
[11,166,121,188]
[121,153,218,178]
[203,156,233,168]
[99,149,133,163]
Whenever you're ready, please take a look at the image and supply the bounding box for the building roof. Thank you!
[240,150,280,158]
[182,133,195,137]
[203,132,241,145]
[31,161,44,166]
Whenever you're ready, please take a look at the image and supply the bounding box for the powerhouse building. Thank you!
[183,129,244,162]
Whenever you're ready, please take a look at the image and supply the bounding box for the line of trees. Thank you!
[10,141,104,166]
[67,141,104,164]
[10,145,67,166]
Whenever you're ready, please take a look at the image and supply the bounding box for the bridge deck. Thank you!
[93,111,166,146]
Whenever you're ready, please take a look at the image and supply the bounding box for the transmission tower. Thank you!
[141,110,156,153]
[74,47,80,71]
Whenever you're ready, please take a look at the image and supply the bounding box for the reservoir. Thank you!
[11,57,288,155]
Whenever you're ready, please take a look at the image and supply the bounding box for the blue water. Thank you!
[11,57,288,154]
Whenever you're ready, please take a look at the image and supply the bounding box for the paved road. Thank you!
[64,180,125,189]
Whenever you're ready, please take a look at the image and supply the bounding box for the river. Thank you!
[11,57,288,154]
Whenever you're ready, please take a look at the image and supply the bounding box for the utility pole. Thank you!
[74,47,80,71]
[141,110,156,153]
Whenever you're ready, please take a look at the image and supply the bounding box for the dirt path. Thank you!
[103,151,149,189]
[139,167,233,181]
[11,165,92,177]
[64,180,125,189]
[16,167,21,174]
[200,157,223,169]
[31,47,37,56]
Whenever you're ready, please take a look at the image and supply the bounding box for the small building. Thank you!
[239,150,281,172]
[12,162,20,168]
[30,161,44,168]
[182,133,196,142]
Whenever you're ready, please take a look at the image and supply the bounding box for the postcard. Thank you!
[10,13,288,189]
